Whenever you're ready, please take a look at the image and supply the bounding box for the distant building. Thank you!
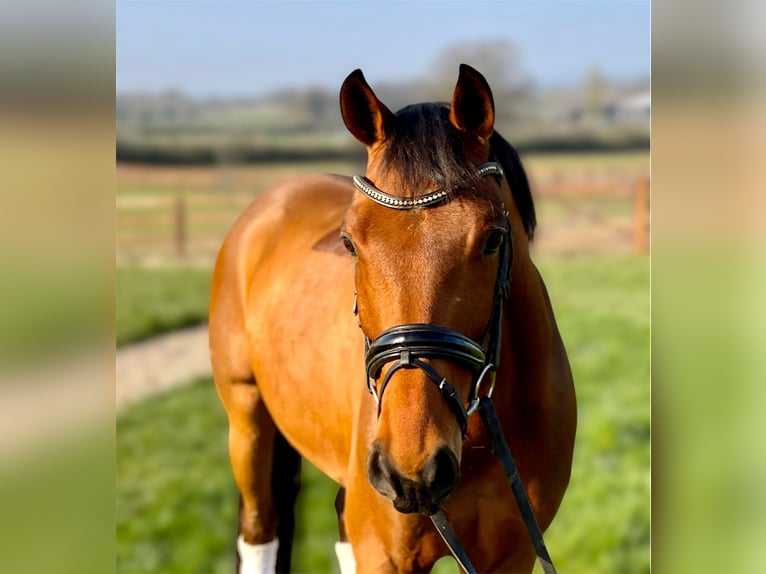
[548,90,650,128]
[603,92,651,125]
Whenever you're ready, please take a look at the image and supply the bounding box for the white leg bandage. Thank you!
[237,535,279,574]
[334,541,356,574]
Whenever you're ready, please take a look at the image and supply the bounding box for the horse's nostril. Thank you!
[422,447,460,504]
[366,442,399,500]
[366,443,460,514]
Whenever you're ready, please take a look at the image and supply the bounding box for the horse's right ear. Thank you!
[449,64,495,141]
[340,69,394,147]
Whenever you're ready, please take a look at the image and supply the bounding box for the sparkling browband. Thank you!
[353,162,503,210]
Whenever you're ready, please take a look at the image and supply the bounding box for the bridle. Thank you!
[350,158,558,574]
[353,162,511,437]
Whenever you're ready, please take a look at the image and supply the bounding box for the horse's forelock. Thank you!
[379,103,480,197]
[376,102,537,240]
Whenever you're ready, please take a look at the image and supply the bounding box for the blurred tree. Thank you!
[424,40,533,129]
[584,65,607,124]
[302,87,338,131]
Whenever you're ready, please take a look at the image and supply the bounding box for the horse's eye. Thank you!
[483,228,505,255]
[341,233,357,257]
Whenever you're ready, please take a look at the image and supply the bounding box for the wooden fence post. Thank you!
[633,176,649,253]
[174,195,186,258]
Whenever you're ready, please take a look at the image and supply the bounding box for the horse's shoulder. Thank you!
[224,172,352,233]
[215,173,354,275]
[267,172,355,205]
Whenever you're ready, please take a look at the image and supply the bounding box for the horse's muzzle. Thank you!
[366,441,461,515]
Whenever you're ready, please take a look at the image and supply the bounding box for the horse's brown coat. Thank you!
[210,65,576,573]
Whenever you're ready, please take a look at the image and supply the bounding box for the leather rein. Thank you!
[351,161,557,574]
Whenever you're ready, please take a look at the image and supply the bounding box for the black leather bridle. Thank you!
[353,162,512,436]
[350,160,557,574]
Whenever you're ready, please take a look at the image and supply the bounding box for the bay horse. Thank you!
[209,64,576,573]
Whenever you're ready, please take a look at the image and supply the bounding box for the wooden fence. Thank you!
[116,175,649,262]
[116,191,255,262]
[532,173,649,253]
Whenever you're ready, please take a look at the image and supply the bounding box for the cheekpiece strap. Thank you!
[353,162,503,210]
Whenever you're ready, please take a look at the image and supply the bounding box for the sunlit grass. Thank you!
[116,266,211,346]
[537,254,650,573]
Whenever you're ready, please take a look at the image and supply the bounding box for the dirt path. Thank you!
[116,324,211,410]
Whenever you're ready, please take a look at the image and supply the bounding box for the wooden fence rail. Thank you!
[117,175,649,261]
[632,176,650,253]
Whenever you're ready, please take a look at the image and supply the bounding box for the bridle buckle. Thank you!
[466,363,497,416]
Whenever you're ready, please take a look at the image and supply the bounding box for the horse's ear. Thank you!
[340,69,394,147]
[449,64,495,141]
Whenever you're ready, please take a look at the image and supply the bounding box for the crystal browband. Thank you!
[352,162,503,210]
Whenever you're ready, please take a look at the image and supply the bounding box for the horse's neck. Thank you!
[500,253,558,404]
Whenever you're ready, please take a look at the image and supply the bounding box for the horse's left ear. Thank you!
[449,64,495,141]
[340,69,394,147]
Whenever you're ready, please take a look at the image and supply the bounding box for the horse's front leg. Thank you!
[344,476,446,573]
[344,496,396,574]
[215,376,279,573]
[334,487,358,574]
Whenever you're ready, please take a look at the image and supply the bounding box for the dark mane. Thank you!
[379,102,536,240]
[489,131,537,239]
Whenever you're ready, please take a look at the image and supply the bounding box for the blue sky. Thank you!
[117,1,649,98]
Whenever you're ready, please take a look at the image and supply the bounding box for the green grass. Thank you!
[117,377,235,573]
[116,266,212,346]
[537,255,650,574]
[116,254,649,573]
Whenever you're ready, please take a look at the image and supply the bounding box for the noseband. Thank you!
[352,162,512,436]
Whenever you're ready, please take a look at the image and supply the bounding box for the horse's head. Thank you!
[340,65,533,515]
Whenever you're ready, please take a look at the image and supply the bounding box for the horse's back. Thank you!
[210,173,360,483]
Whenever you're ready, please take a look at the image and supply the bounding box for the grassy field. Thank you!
[116,266,212,346]
[116,253,649,573]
